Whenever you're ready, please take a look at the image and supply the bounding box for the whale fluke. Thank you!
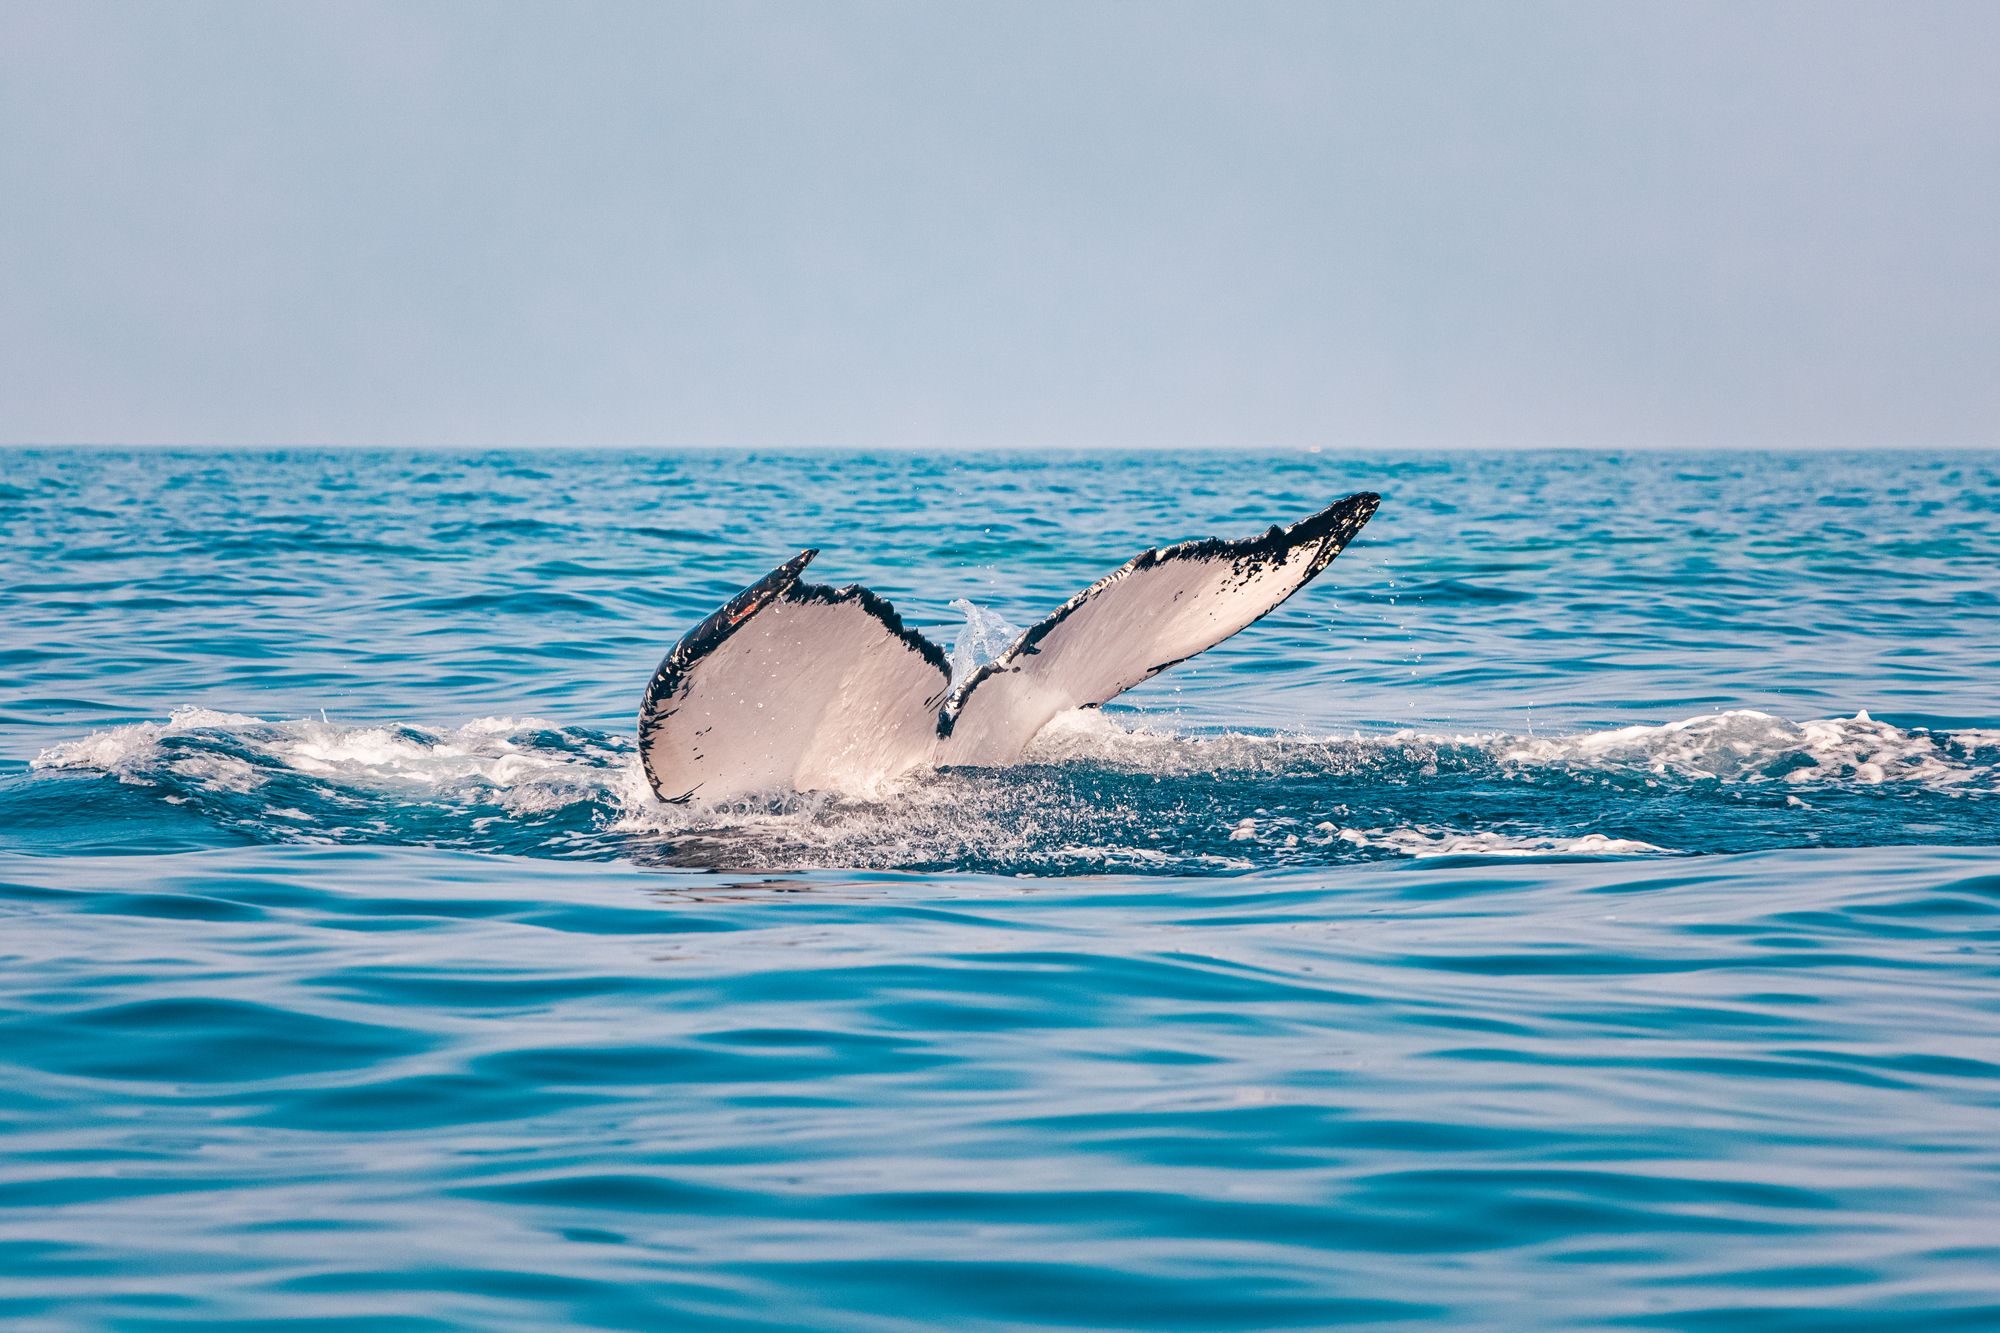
[937,491,1379,766]
[636,551,951,802]
[638,492,1379,802]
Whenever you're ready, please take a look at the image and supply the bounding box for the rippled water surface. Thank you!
[3,448,1999,1327]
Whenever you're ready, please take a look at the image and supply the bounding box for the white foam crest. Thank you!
[167,751,264,794]
[1025,708,1999,793]
[34,706,622,812]
[1327,825,1669,858]
[34,707,269,783]
[45,706,1989,808]
[1215,811,1665,859]
[1015,709,1416,775]
[1496,709,1987,789]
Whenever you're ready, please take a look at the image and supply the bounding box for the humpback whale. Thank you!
[638,492,1379,802]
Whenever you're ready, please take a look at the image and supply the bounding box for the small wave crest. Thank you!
[1497,709,1998,789]
[23,706,2000,872]
[31,707,640,857]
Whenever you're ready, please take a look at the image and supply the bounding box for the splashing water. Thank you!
[946,597,1025,687]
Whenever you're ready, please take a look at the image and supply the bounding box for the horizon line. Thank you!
[3,440,1994,454]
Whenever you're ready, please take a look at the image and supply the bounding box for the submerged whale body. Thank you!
[638,492,1380,803]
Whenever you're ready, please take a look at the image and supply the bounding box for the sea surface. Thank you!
[3,447,1999,1329]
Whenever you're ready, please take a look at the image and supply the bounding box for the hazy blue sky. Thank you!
[2,1,1995,448]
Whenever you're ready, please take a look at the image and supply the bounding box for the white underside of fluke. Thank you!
[638,493,1379,803]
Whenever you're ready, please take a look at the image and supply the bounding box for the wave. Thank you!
[20,706,2000,873]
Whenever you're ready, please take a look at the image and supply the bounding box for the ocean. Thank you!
[3,447,1998,1327]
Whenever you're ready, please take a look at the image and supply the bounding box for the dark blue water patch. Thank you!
[0,997,433,1084]
[393,589,623,619]
[0,769,258,854]
[248,1074,610,1133]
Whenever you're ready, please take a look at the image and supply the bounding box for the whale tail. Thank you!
[638,492,1379,802]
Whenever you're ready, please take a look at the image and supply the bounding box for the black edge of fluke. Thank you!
[637,549,816,800]
[938,491,1382,728]
[788,581,953,677]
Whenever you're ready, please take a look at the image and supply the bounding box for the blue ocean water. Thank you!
[3,447,1999,1327]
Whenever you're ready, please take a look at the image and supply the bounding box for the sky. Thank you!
[1,1,1995,450]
